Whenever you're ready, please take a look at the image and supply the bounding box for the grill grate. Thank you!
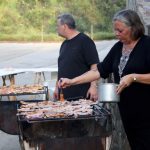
[17,102,111,123]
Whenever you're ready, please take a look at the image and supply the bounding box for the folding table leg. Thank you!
[8,75,17,101]
[2,76,7,86]
[34,72,46,84]
[1,75,17,101]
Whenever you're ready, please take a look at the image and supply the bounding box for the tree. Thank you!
[94,0,126,31]
[0,0,126,40]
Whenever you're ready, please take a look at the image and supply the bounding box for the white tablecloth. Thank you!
[0,67,58,76]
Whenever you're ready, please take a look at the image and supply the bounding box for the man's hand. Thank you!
[86,85,98,101]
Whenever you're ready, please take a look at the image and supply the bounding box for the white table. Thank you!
[0,67,58,85]
[24,68,58,84]
[0,67,58,100]
[0,68,24,86]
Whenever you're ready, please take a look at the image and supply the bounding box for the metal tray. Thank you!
[0,86,49,100]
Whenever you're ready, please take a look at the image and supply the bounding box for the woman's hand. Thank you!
[58,78,72,88]
[117,74,135,94]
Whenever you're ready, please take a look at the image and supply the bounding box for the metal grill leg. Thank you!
[106,136,112,150]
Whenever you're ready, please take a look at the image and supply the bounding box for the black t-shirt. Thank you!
[58,33,99,100]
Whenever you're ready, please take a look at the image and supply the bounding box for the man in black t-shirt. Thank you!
[53,13,99,101]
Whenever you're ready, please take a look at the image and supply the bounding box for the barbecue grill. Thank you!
[0,97,113,150]
[0,85,49,100]
[17,101,113,150]
[0,101,19,135]
[0,100,44,135]
[0,86,48,134]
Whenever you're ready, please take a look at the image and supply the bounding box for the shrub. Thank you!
[93,32,116,40]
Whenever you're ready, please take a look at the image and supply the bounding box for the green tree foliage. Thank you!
[55,0,103,32]
[0,0,126,41]
[0,0,22,34]
[95,0,126,31]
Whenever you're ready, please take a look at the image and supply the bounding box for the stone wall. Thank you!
[127,0,150,35]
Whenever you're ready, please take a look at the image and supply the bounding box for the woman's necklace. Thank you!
[118,45,133,78]
[122,45,133,55]
[118,38,140,79]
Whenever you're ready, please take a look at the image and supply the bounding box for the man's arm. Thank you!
[90,64,99,87]
[86,64,99,101]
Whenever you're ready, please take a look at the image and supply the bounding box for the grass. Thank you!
[0,32,115,42]
[93,32,115,40]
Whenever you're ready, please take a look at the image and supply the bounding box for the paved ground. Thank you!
[0,40,117,150]
[0,130,20,150]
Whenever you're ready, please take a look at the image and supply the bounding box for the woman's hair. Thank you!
[57,13,76,29]
[113,9,145,40]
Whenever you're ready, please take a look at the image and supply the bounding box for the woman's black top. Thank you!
[58,33,99,100]
[97,35,150,127]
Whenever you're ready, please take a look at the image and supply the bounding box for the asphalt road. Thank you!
[0,40,117,68]
[0,40,117,150]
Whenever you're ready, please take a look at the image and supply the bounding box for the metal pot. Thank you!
[98,83,120,102]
